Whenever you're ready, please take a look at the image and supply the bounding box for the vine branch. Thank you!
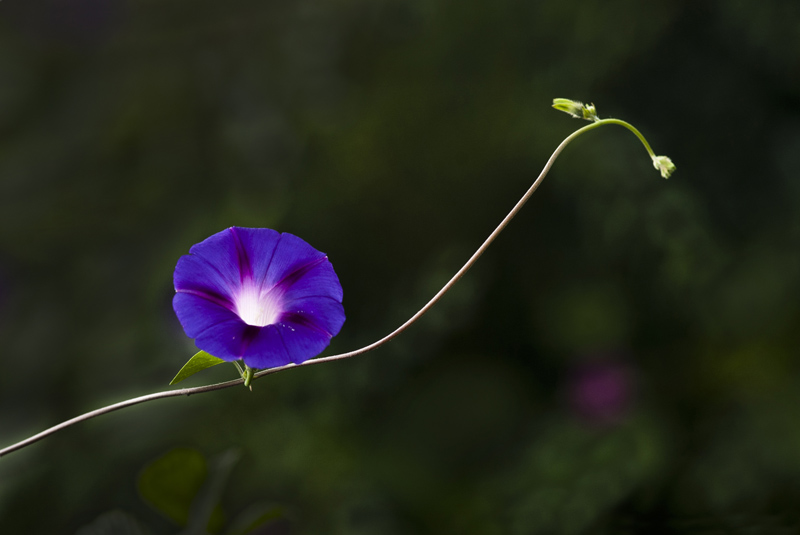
[0,114,670,458]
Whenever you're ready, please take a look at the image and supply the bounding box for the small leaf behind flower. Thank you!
[170,351,226,385]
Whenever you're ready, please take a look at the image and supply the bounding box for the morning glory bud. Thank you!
[552,98,599,122]
[652,155,676,179]
[552,98,585,119]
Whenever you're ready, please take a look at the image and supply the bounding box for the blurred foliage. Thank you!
[137,447,282,534]
[137,448,213,528]
[1,0,799,533]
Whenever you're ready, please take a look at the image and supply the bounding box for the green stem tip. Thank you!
[552,98,675,179]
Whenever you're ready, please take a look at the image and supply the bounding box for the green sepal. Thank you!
[243,365,255,388]
[170,350,226,385]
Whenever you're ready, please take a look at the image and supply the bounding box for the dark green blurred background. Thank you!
[1,0,799,533]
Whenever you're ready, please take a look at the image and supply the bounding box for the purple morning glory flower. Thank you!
[173,227,345,369]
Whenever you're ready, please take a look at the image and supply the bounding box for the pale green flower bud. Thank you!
[552,98,599,122]
[552,98,585,119]
[652,155,676,179]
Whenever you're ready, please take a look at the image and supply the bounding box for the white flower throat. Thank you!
[235,280,283,327]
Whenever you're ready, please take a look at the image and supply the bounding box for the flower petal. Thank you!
[227,227,282,288]
[241,324,292,368]
[195,320,258,362]
[265,233,328,290]
[185,228,250,289]
[240,320,333,368]
[280,296,345,338]
[174,255,237,308]
[173,292,241,339]
[274,320,336,365]
[279,258,344,303]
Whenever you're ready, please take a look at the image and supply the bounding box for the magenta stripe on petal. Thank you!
[264,233,327,289]
[279,258,343,303]
[228,227,281,287]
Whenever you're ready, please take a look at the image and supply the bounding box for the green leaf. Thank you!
[170,350,226,385]
[137,448,207,527]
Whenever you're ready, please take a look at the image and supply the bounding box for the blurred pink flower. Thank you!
[568,360,634,424]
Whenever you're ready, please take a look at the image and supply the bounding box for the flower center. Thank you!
[235,281,283,327]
